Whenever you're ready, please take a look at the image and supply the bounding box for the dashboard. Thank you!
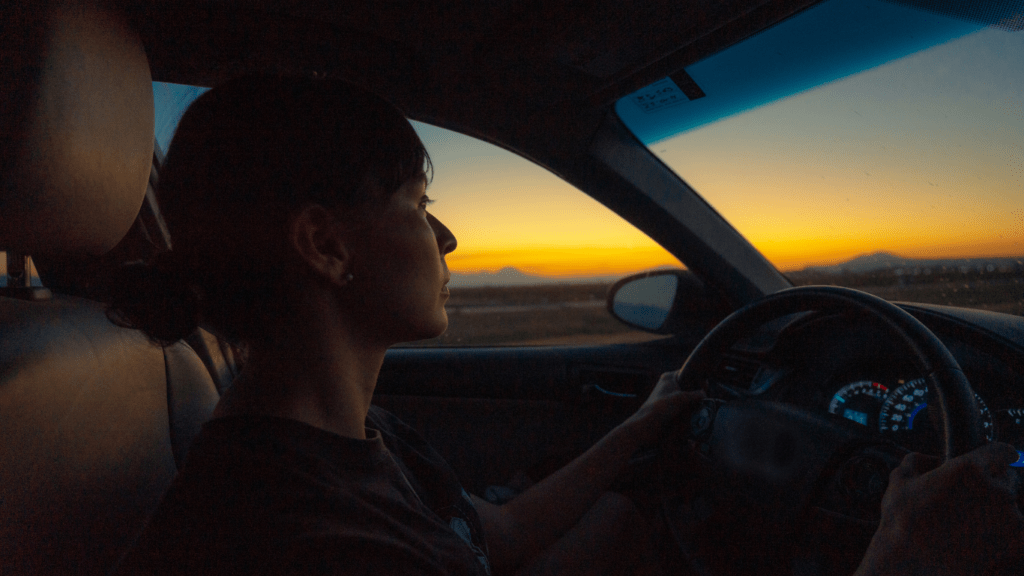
[706,303,1024,456]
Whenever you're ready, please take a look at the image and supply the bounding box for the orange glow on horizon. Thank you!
[446,245,683,277]
[751,230,1024,271]
[445,241,1023,278]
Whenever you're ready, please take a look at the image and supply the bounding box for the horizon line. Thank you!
[450,251,1024,279]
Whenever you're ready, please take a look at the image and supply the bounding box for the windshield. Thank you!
[617,0,1024,316]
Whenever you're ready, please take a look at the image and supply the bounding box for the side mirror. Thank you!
[607,269,728,334]
[609,273,678,331]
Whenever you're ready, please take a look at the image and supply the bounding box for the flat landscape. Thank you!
[404,283,660,347]
[404,260,1024,347]
[787,265,1024,316]
[6,254,1019,348]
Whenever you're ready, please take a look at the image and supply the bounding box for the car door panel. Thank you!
[373,340,691,494]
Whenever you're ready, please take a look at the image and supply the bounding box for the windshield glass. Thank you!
[617,0,1024,315]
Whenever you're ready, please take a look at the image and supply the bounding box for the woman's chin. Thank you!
[425,312,449,340]
[393,312,448,345]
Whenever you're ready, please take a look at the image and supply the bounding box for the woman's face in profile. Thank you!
[345,173,457,345]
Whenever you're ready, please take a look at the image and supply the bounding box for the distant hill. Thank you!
[794,252,1024,275]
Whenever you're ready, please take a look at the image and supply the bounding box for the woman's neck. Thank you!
[212,309,387,440]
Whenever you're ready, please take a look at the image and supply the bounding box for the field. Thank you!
[400,283,660,347]
[787,266,1024,316]
[402,267,1024,347]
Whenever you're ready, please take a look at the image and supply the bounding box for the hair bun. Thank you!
[106,254,201,346]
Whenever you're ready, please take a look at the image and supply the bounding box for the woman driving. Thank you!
[112,75,1022,576]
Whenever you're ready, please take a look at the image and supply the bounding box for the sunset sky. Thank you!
[409,121,683,277]
[635,6,1024,272]
[146,8,1022,279]
[421,3,1023,276]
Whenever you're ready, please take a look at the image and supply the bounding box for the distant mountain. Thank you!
[795,252,1024,275]
[449,267,623,288]
[829,252,909,273]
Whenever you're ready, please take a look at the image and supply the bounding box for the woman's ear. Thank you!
[288,204,352,287]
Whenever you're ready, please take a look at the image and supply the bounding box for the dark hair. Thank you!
[108,75,431,345]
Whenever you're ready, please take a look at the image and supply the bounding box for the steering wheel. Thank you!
[658,286,986,575]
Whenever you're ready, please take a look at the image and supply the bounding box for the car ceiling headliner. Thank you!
[127,0,821,154]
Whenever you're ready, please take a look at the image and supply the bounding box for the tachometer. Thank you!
[828,380,889,427]
[878,378,994,450]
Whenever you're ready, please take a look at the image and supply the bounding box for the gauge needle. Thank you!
[907,403,928,430]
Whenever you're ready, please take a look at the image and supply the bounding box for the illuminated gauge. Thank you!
[828,380,890,427]
[879,378,994,450]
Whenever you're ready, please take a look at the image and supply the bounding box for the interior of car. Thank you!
[2,0,1022,574]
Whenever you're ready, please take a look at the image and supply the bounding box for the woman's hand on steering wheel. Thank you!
[857,442,1024,576]
[619,372,705,450]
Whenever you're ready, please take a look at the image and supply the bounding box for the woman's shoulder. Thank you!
[120,413,453,575]
[191,413,391,474]
[152,415,396,531]
[365,405,451,472]
[366,404,418,438]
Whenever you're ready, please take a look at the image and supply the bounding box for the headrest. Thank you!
[0,0,154,257]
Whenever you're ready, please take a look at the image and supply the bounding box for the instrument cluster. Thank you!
[827,377,1024,453]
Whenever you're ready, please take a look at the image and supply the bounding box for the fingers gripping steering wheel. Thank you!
[660,286,986,574]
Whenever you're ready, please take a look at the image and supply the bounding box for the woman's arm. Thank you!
[473,372,704,575]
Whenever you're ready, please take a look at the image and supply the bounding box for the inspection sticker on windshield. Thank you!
[630,78,688,113]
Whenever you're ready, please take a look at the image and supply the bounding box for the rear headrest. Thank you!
[0,0,153,257]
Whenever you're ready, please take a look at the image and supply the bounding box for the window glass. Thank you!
[407,122,682,346]
[152,82,682,346]
[617,0,1024,316]
[0,253,42,287]
[153,82,209,155]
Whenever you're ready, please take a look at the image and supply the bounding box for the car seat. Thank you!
[0,2,219,574]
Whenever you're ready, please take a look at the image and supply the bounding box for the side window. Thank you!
[408,122,682,347]
[152,82,684,347]
[153,82,209,155]
[0,253,41,288]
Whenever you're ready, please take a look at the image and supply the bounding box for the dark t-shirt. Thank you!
[118,407,491,575]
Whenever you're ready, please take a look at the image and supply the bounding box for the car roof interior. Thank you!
[134,0,820,145]
[0,0,841,573]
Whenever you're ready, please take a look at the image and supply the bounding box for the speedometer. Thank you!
[878,378,994,450]
[828,380,889,428]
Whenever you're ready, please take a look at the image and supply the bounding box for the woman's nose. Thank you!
[428,213,457,255]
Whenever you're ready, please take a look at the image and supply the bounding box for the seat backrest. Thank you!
[0,296,217,574]
[0,2,219,573]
